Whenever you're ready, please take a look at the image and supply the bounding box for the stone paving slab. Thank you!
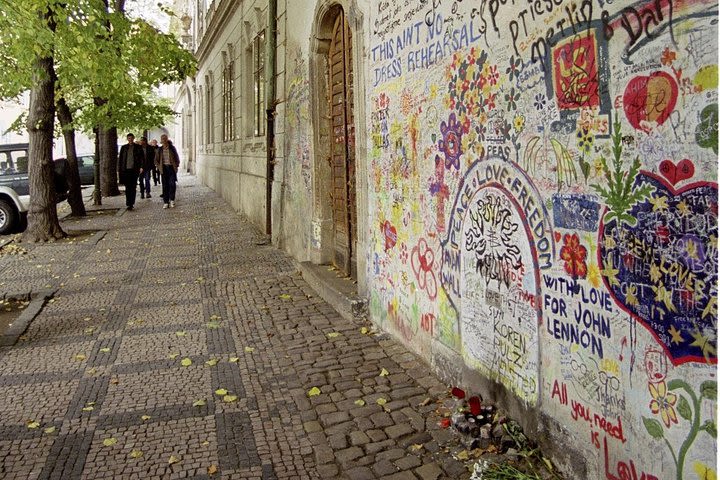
[0,176,472,480]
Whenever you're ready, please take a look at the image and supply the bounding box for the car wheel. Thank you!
[0,199,19,235]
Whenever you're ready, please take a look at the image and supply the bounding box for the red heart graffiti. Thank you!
[659,159,695,186]
[382,221,397,251]
[623,71,678,131]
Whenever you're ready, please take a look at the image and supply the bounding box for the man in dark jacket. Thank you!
[117,133,144,210]
[138,136,155,199]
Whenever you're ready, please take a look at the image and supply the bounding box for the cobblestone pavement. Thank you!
[0,176,472,480]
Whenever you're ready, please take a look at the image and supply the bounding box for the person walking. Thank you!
[138,136,155,199]
[118,133,144,210]
[156,134,180,209]
[150,139,161,186]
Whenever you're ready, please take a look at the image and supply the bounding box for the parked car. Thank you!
[0,143,69,234]
[54,154,95,185]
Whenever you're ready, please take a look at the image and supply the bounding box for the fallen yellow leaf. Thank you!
[27,421,40,429]
[175,331,187,337]
[326,332,341,338]
[214,388,228,396]
[141,415,151,421]
[205,359,219,366]
[74,354,86,361]
[208,464,218,475]
[44,426,56,434]
[307,387,321,397]
[103,438,117,447]
[193,399,207,407]
[229,357,240,363]
[168,353,179,359]
[168,455,180,465]
[180,358,192,367]
[223,395,238,403]
[279,294,292,300]
[379,368,389,377]
[354,399,366,406]
[360,327,368,335]
[81,406,94,412]
[99,347,111,353]
[456,450,469,461]
[376,398,387,406]
[129,449,143,458]
[244,346,254,353]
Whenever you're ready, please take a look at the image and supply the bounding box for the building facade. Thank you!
[188,1,718,478]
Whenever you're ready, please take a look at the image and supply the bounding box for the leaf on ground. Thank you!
[379,368,389,377]
[87,368,98,375]
[74,354,86,361]
[175,331,187,337]
[223,395,238,403]
[456,450,469,461]
[110,378,119,385]
[103,438,117,447]
[307,387,321,397]
[360,327,369,335]
[419,397,432,406]
[244,346,254,353]
[168,455,181,465]
[205,359,219,366]
[27,421,40,429]
[206,321,221,329]
[129,450,143,458]
[209,314,221,321]
[354,399,366,406]
[86,402,95,406]
[44,426,56,434]
[279,294,292,300]
[201,440,210,446]
[326,332,341,339]
[141,415,151,421]
[99,348,111,353]
[410,444,423,452]
[192,399,207,407]
[180,357,192,367]
[376,398,387,406]
[215,388,228,396]
[84,327,95,335]
[229,357,240,363]
[208,464,218,475]
[81,406,94,412]
[168,353,179,359]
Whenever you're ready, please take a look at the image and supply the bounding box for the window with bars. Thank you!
[252,31,265,137]
[222,61,235,141]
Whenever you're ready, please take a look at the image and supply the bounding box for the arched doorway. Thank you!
[327,7,357,277]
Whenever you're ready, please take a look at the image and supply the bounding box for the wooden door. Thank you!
[329,10,357,277]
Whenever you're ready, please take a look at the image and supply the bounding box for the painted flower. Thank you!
[487,65,499,86]
[505,87,520,111]
[577,127,594,155]
[560,233,588,279]
[649,381,678,428]
[411,238,438,300]
[513,115,525,133]
[533,93,546,111]
[438,113,463,170]
[483,92,497,111]
[661,47,676,66]
[505,55,522,82]
[587,262,602,288]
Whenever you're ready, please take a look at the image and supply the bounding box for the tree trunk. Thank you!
[92,128,102,205]
[99,125,120,196]
[22,7,64,242]
[57,97,86,217]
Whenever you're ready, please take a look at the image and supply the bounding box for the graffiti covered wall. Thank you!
[366,0,718,477]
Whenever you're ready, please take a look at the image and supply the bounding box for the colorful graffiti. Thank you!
[366,0,718,477]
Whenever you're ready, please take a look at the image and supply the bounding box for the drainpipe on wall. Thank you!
[265,0,278,237]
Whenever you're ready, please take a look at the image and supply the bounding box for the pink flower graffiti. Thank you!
[411,238,438,300]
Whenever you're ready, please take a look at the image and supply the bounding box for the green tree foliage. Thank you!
[0,0,196,237]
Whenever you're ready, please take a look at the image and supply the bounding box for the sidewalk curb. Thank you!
[0,289,56,347]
